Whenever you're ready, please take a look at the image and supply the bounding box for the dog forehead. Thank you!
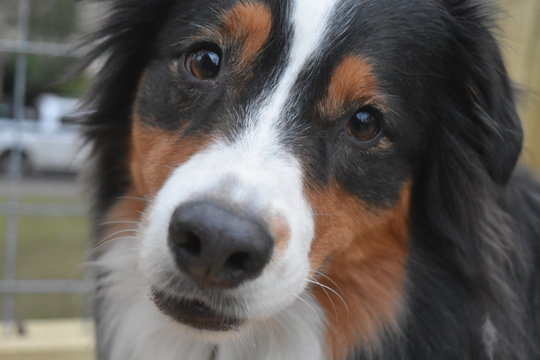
[158,0,449,83]
[161,0,348,44]
[162,0,446,39]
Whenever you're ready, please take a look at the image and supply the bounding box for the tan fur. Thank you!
[269,216,290,255]
[320,56,382,118]
[307,183,410,360]
[129,117,210,196]
[221,2,272,66]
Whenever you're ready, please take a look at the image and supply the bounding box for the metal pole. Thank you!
[2,0,30,334]
[0,54,5,101]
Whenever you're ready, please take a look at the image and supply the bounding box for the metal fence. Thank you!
[0,0,93,333]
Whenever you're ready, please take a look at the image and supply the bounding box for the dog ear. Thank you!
[411,2,529,357]
[440,0,523,185]
[418,0,526,295]
[80,0,176,215]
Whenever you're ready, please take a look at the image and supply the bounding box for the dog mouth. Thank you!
[151,289,242,331]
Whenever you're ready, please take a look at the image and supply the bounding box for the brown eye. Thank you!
[346,107,382,141]
[185,48,221,79]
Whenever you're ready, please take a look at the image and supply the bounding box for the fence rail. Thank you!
[0,39,79,57]
[0,203,87,217]
[0,280,93,294]
[0,0,92,333]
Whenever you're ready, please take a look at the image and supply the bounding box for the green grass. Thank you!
[14,215,89,279]
[0,196,90,320]
[13,293,88,320]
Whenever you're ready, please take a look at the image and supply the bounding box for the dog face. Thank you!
[95,0,522,355]
[130,0,416,339]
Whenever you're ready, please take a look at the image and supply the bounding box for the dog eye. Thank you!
[346,107,382,141]
[185,48,221,80]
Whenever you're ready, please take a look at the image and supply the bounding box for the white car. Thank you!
[0,94,89,174]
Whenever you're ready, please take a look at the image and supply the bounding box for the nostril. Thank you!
[169,201,274,288]
[178,231,201,257]
[224,252,250,273]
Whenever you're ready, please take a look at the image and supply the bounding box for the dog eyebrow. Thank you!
[319,56,383,119]
[178,2,272,67]
[220,2,273,66]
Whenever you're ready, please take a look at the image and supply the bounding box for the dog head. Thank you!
[86,0,523,356]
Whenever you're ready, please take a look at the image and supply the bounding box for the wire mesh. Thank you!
[0,0,91,333]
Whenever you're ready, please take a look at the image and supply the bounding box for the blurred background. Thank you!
[0,0,538,359]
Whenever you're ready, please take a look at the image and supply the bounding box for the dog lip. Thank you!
[151,288,242,331]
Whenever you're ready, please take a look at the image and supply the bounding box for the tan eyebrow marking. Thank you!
[220,2,272,66]
[320,56,382,118]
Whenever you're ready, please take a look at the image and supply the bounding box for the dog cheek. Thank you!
[306,182,364,271]
[129,119,211,196]
[306,182,411,359]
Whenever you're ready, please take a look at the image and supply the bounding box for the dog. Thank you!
[81,0,540,359]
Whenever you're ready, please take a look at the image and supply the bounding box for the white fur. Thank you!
[96,238,326,360]
[139,0,339,323]
[97,0,341,358]
[482,317,497,360]
[139,138,316,324]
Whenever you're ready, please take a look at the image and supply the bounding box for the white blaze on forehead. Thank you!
[266,0,339,112]
[244,0,340,142]
[137,0,342,338]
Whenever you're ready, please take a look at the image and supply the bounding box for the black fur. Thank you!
[80,0,176,215]
[81,0,540,359]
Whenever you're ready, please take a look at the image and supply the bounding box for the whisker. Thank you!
[100,220,140,227]
[87,235,139,257]
[307,278,337,319]
[314,270,346,296]
[308,278,349,313]
[99,228,139,244]
[102,214,142,222]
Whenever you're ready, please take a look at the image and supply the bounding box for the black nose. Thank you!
[168,201,274,289]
